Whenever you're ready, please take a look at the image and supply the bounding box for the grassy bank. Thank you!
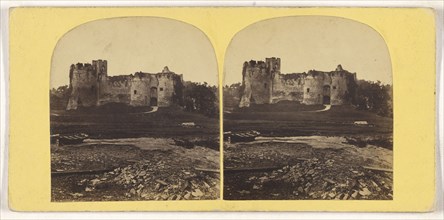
[224,104,392,137]
[51,106,219,139]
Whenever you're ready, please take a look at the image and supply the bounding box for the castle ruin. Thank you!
[66,60,183,110]
[239,57,357,107]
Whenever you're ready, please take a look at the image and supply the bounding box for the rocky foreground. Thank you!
[72,161,219,200]
[51,137,220,201]
[226,157,392,200]
[224,136,393,200]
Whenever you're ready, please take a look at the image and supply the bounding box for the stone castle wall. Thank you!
[157,69,180,107]
[98,75,133,105]
[239,58,280,107]
[129,73,158,106]
[239,58,356,107]
[66,60,183,110]
[67,63,99,110]
[272,73,305,103]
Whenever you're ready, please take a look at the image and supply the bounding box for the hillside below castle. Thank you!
[238,57,357,107]
[66,60,183,110]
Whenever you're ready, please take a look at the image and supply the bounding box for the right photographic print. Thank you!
[223,16,393,200]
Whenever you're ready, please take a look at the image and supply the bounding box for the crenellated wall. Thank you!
[239,58,356,107]
[66,60,183,110]
[272,73,305,103]
[302,71,332,105]
[129,73,156,106]
[157,67,178,107]
[239,58,279,107]
[92,60,108,80]
[98,75,132,105]
[67,63,99,110]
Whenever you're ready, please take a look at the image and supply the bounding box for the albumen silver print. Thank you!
[50,17,220,201]
[223,16,393,200]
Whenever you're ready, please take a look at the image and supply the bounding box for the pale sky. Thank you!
[224,16,392,85]
[51,17,218,88]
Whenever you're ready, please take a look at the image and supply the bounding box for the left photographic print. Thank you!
[49,17,220,201]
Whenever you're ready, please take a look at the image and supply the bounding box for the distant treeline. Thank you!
[50,82,219,118]
[224,80,393,117]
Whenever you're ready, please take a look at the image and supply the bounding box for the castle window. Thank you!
[307,88,310,93]
[160,88,164,91]
[264,83,267,88]
[134,90,137,94]
[333,86,337,89]
[91,85,95,92]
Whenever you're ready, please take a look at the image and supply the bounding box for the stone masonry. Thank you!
[67,60,183,110]
[239,57,357,107]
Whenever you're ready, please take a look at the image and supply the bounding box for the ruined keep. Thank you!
[66,60,183,110]
[239,57,357,107]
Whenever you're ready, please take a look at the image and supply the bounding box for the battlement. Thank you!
[243,57,281,73]
[305,65,354,78]
[71,63,93,71]
[239,58,357,107]
[265,57,281,73]
[243,60,267,69]
[67,59,183,110]
[70,60,107,77]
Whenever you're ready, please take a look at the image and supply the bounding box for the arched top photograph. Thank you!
[49,17,220,202]
[223,16,393,201]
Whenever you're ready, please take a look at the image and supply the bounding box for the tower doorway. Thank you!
[323,85,331,105]
[150,97,158,106]
[150,87,158,106]
[323,95,331,104]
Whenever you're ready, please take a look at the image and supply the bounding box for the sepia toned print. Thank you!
[223,16,393,200]
[50,17,220,201]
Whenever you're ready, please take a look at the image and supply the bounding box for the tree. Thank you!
[50,85,71,110]
[352,80,393,117]
[223,83,243,109]
[183,82,218,118]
